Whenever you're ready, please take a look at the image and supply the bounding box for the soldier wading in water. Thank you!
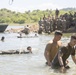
[44,30,63,66]
[51,34,76,73]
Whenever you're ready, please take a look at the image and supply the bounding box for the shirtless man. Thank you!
[51,34,76,73]
[44,30,63,66]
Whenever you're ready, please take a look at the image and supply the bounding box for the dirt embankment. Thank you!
[6,24,39,33]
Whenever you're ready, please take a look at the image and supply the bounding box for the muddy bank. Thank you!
[5,24,39,33]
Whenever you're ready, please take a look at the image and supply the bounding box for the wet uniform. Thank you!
[52,43,75,68]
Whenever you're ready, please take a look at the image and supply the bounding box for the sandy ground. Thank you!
[6,23,39,33]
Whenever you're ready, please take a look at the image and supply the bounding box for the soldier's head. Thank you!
[54,30,63,41]
[1,36,5,41]
[70,34,76,46]
[27,46,32,53]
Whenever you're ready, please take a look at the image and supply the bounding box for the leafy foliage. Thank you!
[0,8,76,24]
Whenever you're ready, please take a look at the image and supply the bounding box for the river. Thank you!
[0,26,76,75]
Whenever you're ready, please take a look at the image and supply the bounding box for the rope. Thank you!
[9,0,14,5]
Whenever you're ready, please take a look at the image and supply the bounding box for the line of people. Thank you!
[44,30,76,73]
[38,12,76,33]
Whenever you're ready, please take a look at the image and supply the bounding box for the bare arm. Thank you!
[71,55,76,64]
[44,50,50,65]
[58,51,66,73]
[44,43,52,66]
[58,51,64,66]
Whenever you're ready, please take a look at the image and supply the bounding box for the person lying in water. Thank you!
[51,34,76,73]
[0,46,32,54]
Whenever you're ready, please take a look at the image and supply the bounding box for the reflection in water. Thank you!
[0,26,75,75]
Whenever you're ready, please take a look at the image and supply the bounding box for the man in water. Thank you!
[51,34,76,73]
[0,46,32,54]
[1,36,5,42]
[55,9,59,19]
[19,46,32,54]
[26,46,32,53]
[44,30,63,66]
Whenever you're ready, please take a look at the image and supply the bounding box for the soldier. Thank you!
[55,9,59,19]
[1,36,5,42]
[62,17,66,32]
[44,30,63,66]
[51,34,76,73]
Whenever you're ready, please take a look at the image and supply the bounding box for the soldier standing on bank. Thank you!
[55,9,59,19]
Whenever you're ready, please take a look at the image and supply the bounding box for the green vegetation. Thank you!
[0,8,76,25]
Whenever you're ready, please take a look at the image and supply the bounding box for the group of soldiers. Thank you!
[38,9,76,34]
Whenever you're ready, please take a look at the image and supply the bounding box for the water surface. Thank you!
[0,26,75,75]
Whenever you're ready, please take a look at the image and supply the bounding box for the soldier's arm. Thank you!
[58,50,65,73]
[71,55,76,64]
[71,48,76,64]
[44,43,52,66]
[58,50,64,66]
